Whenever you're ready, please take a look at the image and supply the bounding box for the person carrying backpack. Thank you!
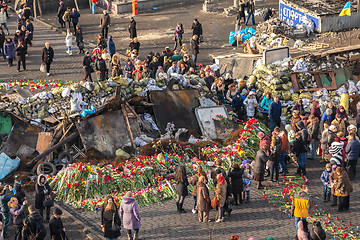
[22,205,47,240]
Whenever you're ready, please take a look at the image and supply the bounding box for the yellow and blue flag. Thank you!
[339,1,351,16]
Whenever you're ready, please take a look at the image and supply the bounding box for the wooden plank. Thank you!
[121,104,135,149]
[37,0,42,17]
[125,102,151,133]
[33,0,37,18]
[290,73,300,92]
[36,132,53,152]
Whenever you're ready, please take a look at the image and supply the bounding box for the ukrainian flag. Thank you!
[339,1,351,16]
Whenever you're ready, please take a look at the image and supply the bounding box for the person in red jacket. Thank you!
[91,0,98,14]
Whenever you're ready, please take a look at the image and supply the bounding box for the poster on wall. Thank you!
[279,1,320,30]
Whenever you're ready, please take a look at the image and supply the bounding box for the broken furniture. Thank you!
[290,70,337,92]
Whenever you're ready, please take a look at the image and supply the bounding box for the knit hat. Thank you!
[54,208,62,216]
[329,125,336,131]
[326,163,331,170]
[347,124,356,132]
[332,164,338,170]
[257,132,265,138]
[325,108,332,115]
[242,160,249,166]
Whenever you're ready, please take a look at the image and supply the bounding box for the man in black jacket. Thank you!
[95,54,107,81]
[128,16,137,39]
[49,208,66,240]
[22,205,47,240]
[83,51,93,82]
[191,19,202,43]
[245,0,255,25]
[15,40,26,72]
[41,42,54,76]
[190,35,199,66]
[57,1,66,28]
[100,10,110,38]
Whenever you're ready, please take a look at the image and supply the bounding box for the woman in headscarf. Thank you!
[35,174,52,221]
[336,106,348,120]
[291,110,302,132]
[332,167,353,212]
[292,99,305,116]
[310,101,321,120]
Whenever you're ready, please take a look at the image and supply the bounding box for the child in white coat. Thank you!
[244,91,258,118]
[65,29,73,55]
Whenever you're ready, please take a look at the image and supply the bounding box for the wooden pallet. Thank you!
[302,43,330,50]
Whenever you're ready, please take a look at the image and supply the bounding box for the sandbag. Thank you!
[299,92,313,99]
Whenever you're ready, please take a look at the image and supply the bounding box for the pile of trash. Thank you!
[256,18,294,37]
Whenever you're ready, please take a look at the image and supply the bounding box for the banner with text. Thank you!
[279,2,319,30]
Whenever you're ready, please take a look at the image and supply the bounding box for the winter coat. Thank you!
[0,192,11,213]
[190,38,199,54]
[176,176,189,197]
[291,115,301,132]
[311,107,322,120]
[107,36,115,55]
[320,170,331,186]
[70,10,80,24]
[327,130,337,148]
[13,33,24,46]
[321,112,332,124]
[191,22,202,36]
[259,135,271,150]
[95,58,107,72]
[278,131,289,153]
[4,41,15,59]
[228,168,244,194]
[124,63,134,78]
[57,5,66,18]
[65,32,72,47]
[244,97,257,117]
[296,121,309,144]
[62,11,71,22]
[75,29,83,43]
[129,41,140,52]
[42,46,54,63]
[253,149,269,174]
[331,118,346,135]
[345,138,360,161]
[26,22,34,41]
[23,7,31,20]
[196,183,211,212]
[14,184,25,205]
[293,138,307,156]
[293,103,305,116]
[321,128,329,152]
[0,11,6,24]
[291,191,309,218]
[83,55,92,73]
[329,141,344,165]
[0,32,4,48]
[128,20,137,38]
[310,223,326,240]
[332,171,353,197]
[15,43,27,58]
[307,119,319,140]
[215,181,227,207]
[232,94,245,112]
[101,206,121,238]
[119,196,141,230]
[269,101,281,120]
[35,174,51,210]
[22,212,46,240]
[100,13,110,28]
[110,61,122,78]
[356,106,360,124]
[271,134,282,156]
[297,220,309,240]
[243,166,253,191]
[10,204,26,226]
[246,0,255,14]
[174,26,184,39]
[49,216,65,240]
[191,173,207,197]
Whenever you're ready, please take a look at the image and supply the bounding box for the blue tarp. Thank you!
[0,153,20,180]
[229,27,256,44]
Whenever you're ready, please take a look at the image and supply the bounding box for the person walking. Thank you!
[190,35,199,66]
[16,9,25,30]
[128,16,137,39]
[49,208,66,240]
[196,176,211,223]
[345,132,360,180]
[91,0,98,14]
[307,115,320,160]
[175,165,189,213]
[120,191,141,240]
[0,185,12,237]
[100,10,110,38]
[1,1,9,19]
[268,95,281,131]
[173,22,184,51]
[75,25,84,54]
[62,8,71,30]
[83,51,93,81]
[101,196,121,240]
[42,42,54,76]
[15,40,26,72]
[191,166,207,214]
[332,167,353,212]
[245,0,255,25]
[237,0,246,25]
[276,127,289,174]
[254,145,269,189]
[9,197,28,240]
[110,54,122,78]
[70,8,80,33]
[214,173,227,222]
[57,1,66,28]
[107,35,115,57]
[35,174,52,222]
[22,205,47,240]
[65,28,73,55]
[95,54,107,81]
[191,19,202,43]
[228,163,244,205]
[25,19,33,47]
[0,8,9,35]
[291,184,309,231]
[23,4,31,20]
[4,37,15,67]
[0,28,5,60]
